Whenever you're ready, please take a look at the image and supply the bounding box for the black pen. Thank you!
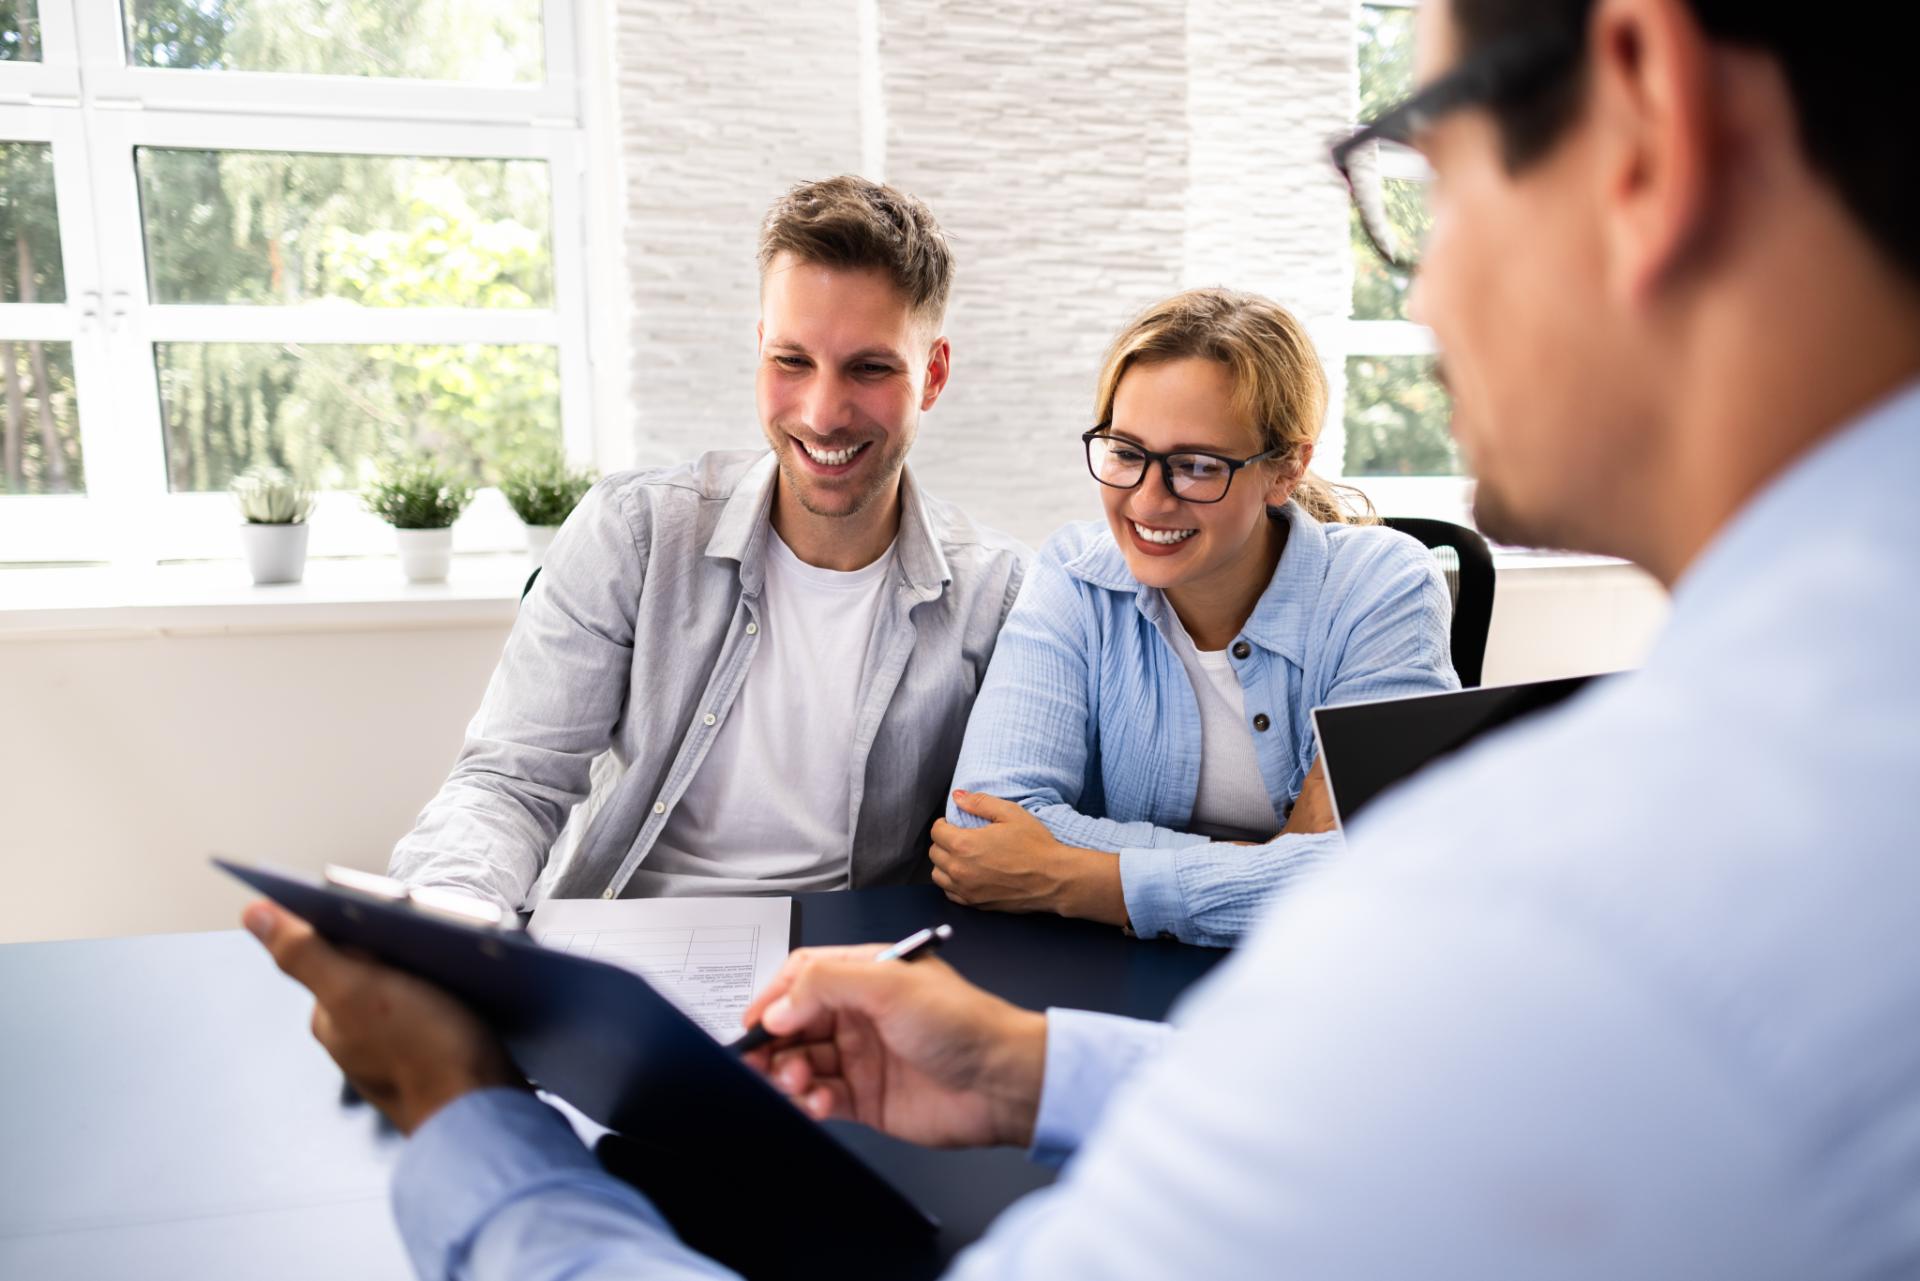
[731,923,954,1055]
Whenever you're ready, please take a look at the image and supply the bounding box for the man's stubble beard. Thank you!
[775,428,914,521]
[1470,472,1586,554]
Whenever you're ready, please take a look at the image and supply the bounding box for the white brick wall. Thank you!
[610,0,1354,544]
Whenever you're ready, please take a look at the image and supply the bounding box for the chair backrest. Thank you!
[1381,515,1495,688]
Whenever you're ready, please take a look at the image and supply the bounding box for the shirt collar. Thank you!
[1060,500,1330,666]
[704,451,951,598]
[1668,375,1920,623]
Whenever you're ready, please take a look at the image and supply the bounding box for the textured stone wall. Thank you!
[610,0,1354,543]
[612,0,866,469]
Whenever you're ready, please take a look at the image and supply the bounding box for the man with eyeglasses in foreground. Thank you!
[244,0,1920,1275]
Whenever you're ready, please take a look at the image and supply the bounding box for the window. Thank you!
[0,0,595,565]
[1337,1,1468,521]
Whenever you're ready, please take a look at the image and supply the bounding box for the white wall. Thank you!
[0,624,510,945]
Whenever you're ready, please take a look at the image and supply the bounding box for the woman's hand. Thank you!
[740,945,1047,1149]
[929,790,1128,927]
[1282,754,1336,835]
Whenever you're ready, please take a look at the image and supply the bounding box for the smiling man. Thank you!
[388,176,1027,907]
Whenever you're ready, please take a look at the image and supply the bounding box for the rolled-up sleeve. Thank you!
[1120,832,1341,947]
[388,480,650,911]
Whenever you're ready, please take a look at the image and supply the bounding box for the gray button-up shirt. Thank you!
[389,449,1028,910]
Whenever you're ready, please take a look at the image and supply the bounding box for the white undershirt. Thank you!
[625,528,896,897]
[1163,609,1281,843]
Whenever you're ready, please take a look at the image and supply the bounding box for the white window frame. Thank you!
[1332,0,1475,525]
[0,0,599,566]
[0,104,110,562]
[0,0,80,104]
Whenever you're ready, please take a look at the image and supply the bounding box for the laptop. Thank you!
[1312,675,1607,831]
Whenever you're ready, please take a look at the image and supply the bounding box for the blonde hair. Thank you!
[1093,288,1374,524]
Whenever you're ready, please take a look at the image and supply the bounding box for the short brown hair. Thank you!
[757,176,955,324]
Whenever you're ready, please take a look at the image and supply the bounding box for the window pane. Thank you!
[0,339,82,494]
[1350,177,1427,321]
[1343,355,1460,477]
[0,141,65,305]
[0,0,41,61]
[138,149,552,308]
[123,0,544,85]
[155,342,559,493]
[1359,3,1416,119]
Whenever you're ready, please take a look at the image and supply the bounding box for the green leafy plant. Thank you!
[499,452,598,527]
[361,455,475,530]
[230,465,316,525]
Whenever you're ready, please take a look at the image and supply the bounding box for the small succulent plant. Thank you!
[231,466,316,525]
[499,452,599,528]
[361,456,476,530]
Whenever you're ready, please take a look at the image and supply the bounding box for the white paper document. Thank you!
[528,895,791,1040]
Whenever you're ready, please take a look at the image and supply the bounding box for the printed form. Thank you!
[528,896,792,1041]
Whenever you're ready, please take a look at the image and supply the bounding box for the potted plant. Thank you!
[231,465,316,585]
[362,456,475,583]
[499,452,599,570]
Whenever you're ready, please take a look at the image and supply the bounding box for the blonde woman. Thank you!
[935,288,1457,946]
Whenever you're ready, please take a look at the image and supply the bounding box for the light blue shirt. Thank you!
[390,379,1920,1279]
[949,500,1457,945]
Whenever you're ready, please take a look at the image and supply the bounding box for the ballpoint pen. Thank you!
[731,923,954,1055]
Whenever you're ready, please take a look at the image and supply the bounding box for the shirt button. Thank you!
[652,801,666,815]
[1231,641,1251,660]
[1252,713,1271,732]
[601,888,615,900]
[745,621,758,635]
[703,713,717,726]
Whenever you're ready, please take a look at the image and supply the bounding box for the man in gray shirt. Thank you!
[390,176,1026,910]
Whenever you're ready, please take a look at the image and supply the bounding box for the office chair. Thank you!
[1381,516,1495,688]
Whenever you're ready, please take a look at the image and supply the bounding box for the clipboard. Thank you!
[215,858,939,1272]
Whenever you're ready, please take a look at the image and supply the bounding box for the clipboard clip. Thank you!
[323,865,518,931]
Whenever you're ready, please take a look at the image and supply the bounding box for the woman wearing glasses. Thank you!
[934,288,1457,946]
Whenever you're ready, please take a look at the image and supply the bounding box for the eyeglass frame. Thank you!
[1331,31,1582,271]
[1080,428,1287,505]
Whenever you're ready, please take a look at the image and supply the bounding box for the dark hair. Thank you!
[756,175,955,323]
[1453,0,1919,286]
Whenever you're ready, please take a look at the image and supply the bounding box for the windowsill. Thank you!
[0,546,1640,640]
[0,554,533,638]
[1489,548,1635,573]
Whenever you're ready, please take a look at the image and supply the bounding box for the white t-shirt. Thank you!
[1163,610,1281,842]
[624,529,896,897]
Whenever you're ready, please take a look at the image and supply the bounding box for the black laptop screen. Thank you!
[1312,675,1604,828]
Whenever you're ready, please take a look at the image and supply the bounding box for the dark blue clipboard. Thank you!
[215,858,939,1267]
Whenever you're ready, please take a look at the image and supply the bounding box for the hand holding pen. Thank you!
[735,924,1051,1148]
[732,924,953,1054]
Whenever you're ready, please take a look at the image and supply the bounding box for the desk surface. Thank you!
[0,885,1223,1280]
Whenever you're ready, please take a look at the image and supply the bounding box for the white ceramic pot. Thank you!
[239,522,310,585]
[395,527,454,583]
[525,524,559,572]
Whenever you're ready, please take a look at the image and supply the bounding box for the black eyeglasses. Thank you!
[1332,32,1580,272]
[1082,429,1283,505]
